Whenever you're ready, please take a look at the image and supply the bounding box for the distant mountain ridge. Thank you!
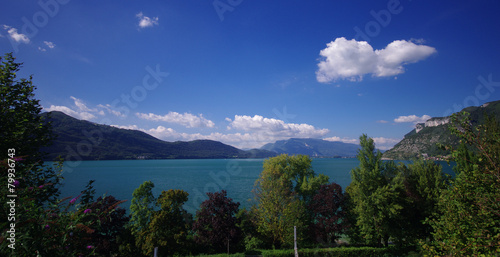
[261,138,360,158]
[383,100,500,160]
[41,111,276,160]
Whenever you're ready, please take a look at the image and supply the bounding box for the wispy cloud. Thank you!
[316,37,436,82]
[136,12,159,29]
[44,96,104,121]
[136,112,215,128]
[324,136,400,150]
[44,41,56,49]
[2,25,30,44]
[394,114,431,124]
[324,136,358,144]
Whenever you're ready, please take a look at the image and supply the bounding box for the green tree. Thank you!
[129,181,157,255]
[0,53,67,255]
[143,189,192,256]
[345,134,403,246]
[0,52,54,162]
[130,181,156,234]
[422,112,500,255]
[395,160,448,244]
[254,154,328,248]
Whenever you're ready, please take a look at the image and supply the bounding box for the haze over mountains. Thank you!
[41,111,360,160]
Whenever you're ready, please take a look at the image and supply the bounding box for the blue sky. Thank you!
[2,0,500,150]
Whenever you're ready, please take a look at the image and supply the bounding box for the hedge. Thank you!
[260,247,414,257]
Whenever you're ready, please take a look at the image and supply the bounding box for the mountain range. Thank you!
[41,111,275,160]
[41,111,360,161]
[261,138,359,157]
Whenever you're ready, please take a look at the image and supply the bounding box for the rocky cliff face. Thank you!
[425,117,450,128]
[383,100,500,160]
[415,117,450,133]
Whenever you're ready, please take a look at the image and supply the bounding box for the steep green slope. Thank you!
[41,111,275,160]
[383,100,500,160]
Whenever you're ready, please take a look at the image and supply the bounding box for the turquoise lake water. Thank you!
[57,158,455,214]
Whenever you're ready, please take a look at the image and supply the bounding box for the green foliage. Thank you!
[0,52,54,162]
[142,189,193,256]
[347,135,449,247]
[0,160,128,256]
[384,100,500,160]
[346,135,404,246]
[395,160,448,244]
[421,112,500,255]
[254,154,328,248]
[129,181,156,239]
[260,246,407,257]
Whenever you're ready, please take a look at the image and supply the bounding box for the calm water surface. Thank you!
[57,158,454,214]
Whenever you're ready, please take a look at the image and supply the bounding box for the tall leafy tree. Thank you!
[0,52,54,162]
[422,112,500,255]
[143,189,192,256]
[345,134,403,246]
[193,190,242,253]
[129,181,156,252]
[0,53,66,255]
[395,160,448,244]
[254,154,328,248]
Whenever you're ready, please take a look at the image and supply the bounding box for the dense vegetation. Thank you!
[383,100,500,159]
[1,52,499,256]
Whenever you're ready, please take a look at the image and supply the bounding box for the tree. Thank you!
[0,52,54,162]
[395,160,447,244]
[143,189,192,256]
[308,182,346,246]
[254,154,328,248]
[129,181,156,240]
[345,134,403,246]
[193,190,242,253]
[0,53,67,255]
[422,112,500,255]
[87,195,129,256]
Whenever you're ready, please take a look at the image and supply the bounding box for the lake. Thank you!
[57,158,455,214]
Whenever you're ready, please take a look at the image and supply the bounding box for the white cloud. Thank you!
[316,37,436,82]
[97,104,126,118]
[44,96,104,121]
[324,136,359,144]
[372,137,400,145]
[45,105,96,120]
[376,120,389,124]
[324,136,401,150]
[3,25,30,44]
[125,114,330,149]
[38,47,46,52]
[394,114,431,124]
[372,137,401,150]
[136,112,215,128]
[227,115,329,138]
[136,12,159,29]
[44,41,56,49]
[112,124,140,130]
